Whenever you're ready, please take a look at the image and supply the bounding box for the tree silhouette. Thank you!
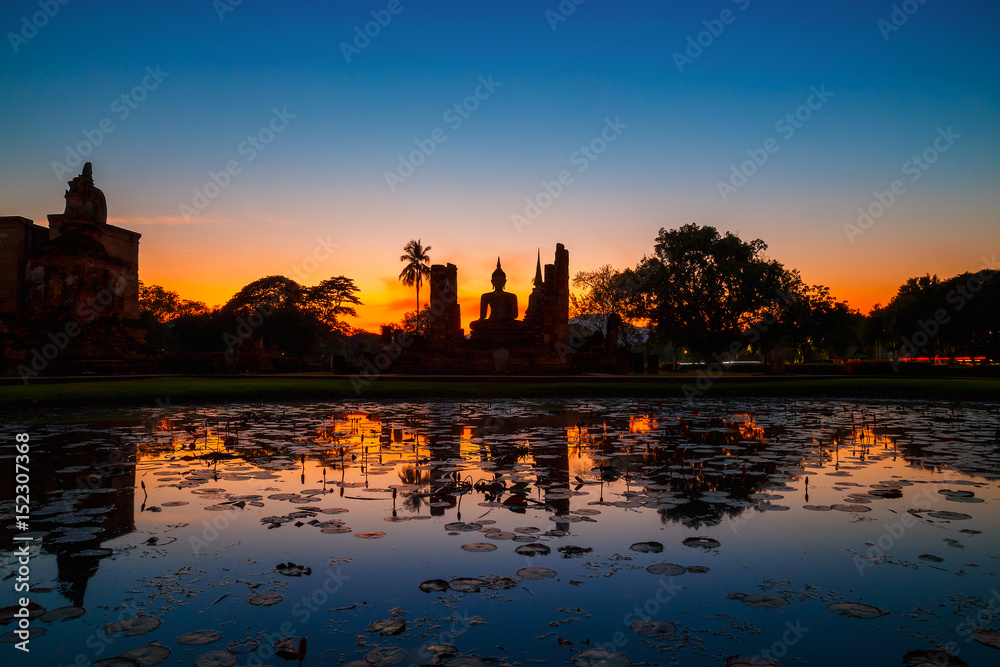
[638,224,790,361]
[398,239,431,320]
[305,277,362,336]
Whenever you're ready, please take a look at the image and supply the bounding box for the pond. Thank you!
[2,398,999,666]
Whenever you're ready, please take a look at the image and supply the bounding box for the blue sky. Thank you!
[2,0,998,327]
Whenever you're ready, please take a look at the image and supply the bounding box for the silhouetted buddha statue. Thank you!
[470,258,522,336]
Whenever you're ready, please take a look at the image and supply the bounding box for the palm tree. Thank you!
[398,239,432,320]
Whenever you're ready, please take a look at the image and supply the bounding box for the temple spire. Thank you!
[533,249,543,286]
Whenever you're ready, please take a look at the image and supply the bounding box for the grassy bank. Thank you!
[1,375,998,413]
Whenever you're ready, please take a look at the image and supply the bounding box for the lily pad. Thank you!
[117,643,171,667]
[728,593,789,610]
[902,649,969,666]
[193,650,236,667]
[461,543,497,552]
[369,619,406,636]
[248,592,283,606]
[177,629,223,645]
[366,646,407,666]
[275,562,312,576]
[572,648,631,666]
[355,531,387,539]
[444,522,481,532]
[448,578,485,593]
[727,656,780,667]
[0,602,45,624]
[0,627,45,642]
[106,615,161,637]
[972,628,1000,649]
[558,545,593,558]
[226,638,259,654]
[39,606,86,623]
[515,543,551,556]
[629,541,663,553]
[646,563,686,576]
[629,618,676,639]
[831,504,871,513]
[683,537,721,549]
[827,601,886,619]
[419,579,449,593]
[927,511,972,521]
[517,567,557,580]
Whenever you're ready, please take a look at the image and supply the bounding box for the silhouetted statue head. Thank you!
[491,258,507,290]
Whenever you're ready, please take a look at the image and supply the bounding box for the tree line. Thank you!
[139,275,361,367]
[571,223,999,366]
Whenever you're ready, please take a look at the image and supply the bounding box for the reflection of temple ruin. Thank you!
[394,243,618,374]
[0,435,136,607]
[0,163,144,373]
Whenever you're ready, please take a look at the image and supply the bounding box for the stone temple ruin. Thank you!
[387,243,620,374]
[0,163,144,375]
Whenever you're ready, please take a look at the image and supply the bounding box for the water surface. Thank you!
[2,398,999,666]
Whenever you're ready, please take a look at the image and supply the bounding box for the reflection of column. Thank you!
[0,435,138,608]
[426,432,461,516]
[534,438,570,529]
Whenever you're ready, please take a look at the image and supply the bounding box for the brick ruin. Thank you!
[0,163,144,375]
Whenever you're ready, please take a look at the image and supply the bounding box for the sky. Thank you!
[2,0,998,332]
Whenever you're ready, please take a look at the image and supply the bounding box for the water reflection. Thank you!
[1,399,998,666]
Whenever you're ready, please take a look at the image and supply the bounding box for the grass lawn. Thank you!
[1,375,998,414]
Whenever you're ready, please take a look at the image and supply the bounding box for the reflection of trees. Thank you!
[398,466,431,511]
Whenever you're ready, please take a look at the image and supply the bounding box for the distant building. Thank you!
[1,163,144,375]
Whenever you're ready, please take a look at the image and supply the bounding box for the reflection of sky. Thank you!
[5,399,1000,665]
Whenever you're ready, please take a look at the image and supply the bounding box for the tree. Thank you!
[398,239,431,321]
[138,281,208,323]
[638,224,790,361]
[219,275,362,360]
[570,265,649,346]
[221,275,301,317]
[304,277,362,336]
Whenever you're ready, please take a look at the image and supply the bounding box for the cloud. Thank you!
[107,215,214,226]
